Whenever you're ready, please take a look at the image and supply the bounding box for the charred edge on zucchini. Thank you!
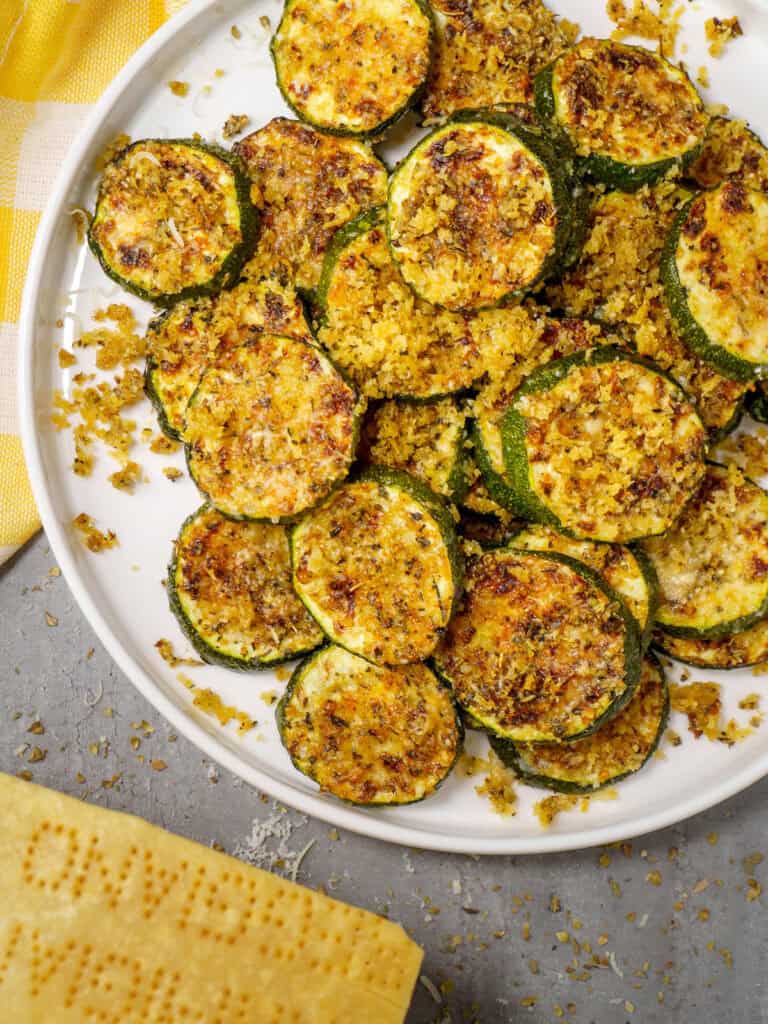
[277,644,463,805]
[168,505,324,669]
[386,111,576,311]
[88,138,258,306]
[291,467,463,666]
[534,39,707,191]
[642,462,768,639]
[501,346,707,543]
[316,207,483,399]
[490,654,668,793]
[432,548,642,743]
[662,184,768,382]
[270,0,434,138]
[184,334,362,522]
[358,398,470,502]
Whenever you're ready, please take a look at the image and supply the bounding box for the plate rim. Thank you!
[17,0,768,855]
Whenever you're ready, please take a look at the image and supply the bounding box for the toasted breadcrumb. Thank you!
[72,513,118,552]
[58,348,76,369]
[697,66,710,89]
[705,16,743,58]
[95,133,131,170]
[475,750,518,816]
[108,460,142,492]
[535,793,580,827]
[606,0,684,58]
[168,80,189,96]
[162,467,183,481]
[155,639,203,668]
[149,434,180,455]
[223,113,250,139]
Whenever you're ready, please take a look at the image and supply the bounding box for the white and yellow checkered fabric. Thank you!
[0,0,188,565]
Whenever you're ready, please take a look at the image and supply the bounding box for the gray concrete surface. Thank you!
[2,532,767,1024]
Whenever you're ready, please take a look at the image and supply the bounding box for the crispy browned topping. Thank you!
[72,513,118,552]
[705,16,743,58]
[234,118,387,291]
[688,116,768,193]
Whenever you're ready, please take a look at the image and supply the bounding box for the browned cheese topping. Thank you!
[688,116,768,193]
[173,508,323,663]
[434,551,630,741]
[280,647,460,803]
[90,141,245,296]
[422,0,576,122]
[388,122,557,310]
[293,479,455,665]
[515,656,666,788]
[318,218,482,398]
[147,271,312,437]
[520,356,706,542]
[359,398,467,498]
[184,336,361,520]
[234,118,387,291]
[551,37,707,164]
[642,463,768,632]
[675,183,768,366]
[546,184,750,433]
[272,0,432,134]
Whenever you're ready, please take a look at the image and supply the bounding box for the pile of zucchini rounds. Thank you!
[85,1,768,810]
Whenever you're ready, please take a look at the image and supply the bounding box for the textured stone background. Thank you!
[2,533,767,1023]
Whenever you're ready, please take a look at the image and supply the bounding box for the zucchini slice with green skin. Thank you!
[277,645,463,805]
[168,506,323,669]
[534,38,707,191]
[501,346,707,543]
[471,315,611,512]
[747,385,768,424]
[653,616,768,670]
[662,183,768,382]
[511,525,657,650]
[490,655,668,794]
[546,183,751,439]
[686,115,768,193]
[316,208,483,399]
[641,462,768,639]
[233,118,387,293]
[270,0,433,138]
[88,138,258,306]
[432,548,642,743]
[358,398,469,502]
[291,468,462,666]
[185,335,363,522]
[420,0,575,124]
[145,271,313,440]
[386,111,576,310]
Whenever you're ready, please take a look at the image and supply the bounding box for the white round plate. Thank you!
[18,0,768,854]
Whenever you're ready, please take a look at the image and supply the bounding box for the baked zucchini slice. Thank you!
[421,0,575,123]
[534,38,707,191]
[145,271,313,440]
[687,116,768,193]
[291,468,462,666]
[358,398,469,502]
[511,525,657,649]
[88,138,258,306]
[490,655,668,793]
[546,184,751,439]
[641,462,768,639]
[432,548,642,743]
[184,335,363,522]
[316,208,483,399]
[386,111,575,310]
[277,645,462,805]
[654,616,768,670]
[471,315,611,511]
[233,118,387,293]
[662,182,768,382]
[168,506,323,669]
[270,0,433,138]
[501,347,707,543]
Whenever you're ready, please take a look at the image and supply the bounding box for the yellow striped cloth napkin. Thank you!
[0,0,188,565]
